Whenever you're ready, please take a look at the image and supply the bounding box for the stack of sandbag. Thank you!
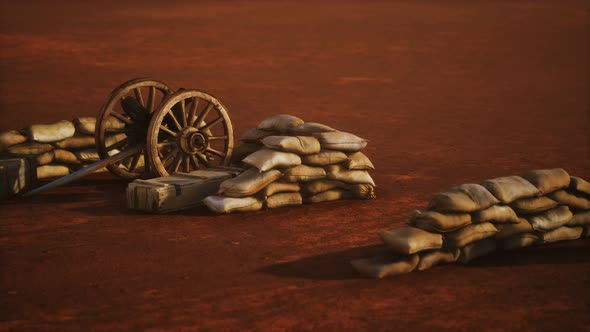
[203,114,376,213]
[351,168,590,279]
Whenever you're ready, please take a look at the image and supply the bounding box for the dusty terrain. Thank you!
[1,1,589,331]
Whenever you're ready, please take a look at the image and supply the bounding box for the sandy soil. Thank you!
[1,1,589,331]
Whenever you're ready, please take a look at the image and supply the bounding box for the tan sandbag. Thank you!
[481,176,539,203]
[379,226,443,255]
[301,150,348,166]
[53,135,96,149]
[325,164,375,185]
[416,249,460,271]
[0,131,27,152]
[350,254,419,279]
[407,210,472,233]
[569,176,590,195]
[202,195,263,214]
[74,149,101,163]
[472,205,518,224]
[261,136,321,155]
[522,168,570,195]
[7,143,53,155]
[495,218,534,240]
[549,190,590,210]
[239,128,280,143]
[28,120,75,143]
[428,184,499,213]
[527,205,573,231]
[540,226,583,243]
[53,149,81,165]
[303,179,348,195]
[283,165,326,182]
[257,114,304,133]
[35,151,55,165]
[262,182,301,197]
[242,148,301,172]
[567,211,590,226]
[503,233,540,250]
[218,168,282,197]
[74,116,125,135]
[304,189,352,204]
[510,196,558,214]
[36,164,69,179]
[289,122,337,136]
[231,143,262,165]
[105,133,127,148]
[266,192,303,209]
[444,222,498,248]
[348,184,376,199]
[458,238,497,264]
[313,131,367,152]
[344,151,375,170]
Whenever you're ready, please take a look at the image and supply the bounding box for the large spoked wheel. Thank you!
[147,89,234,176]
[96,78,173,180]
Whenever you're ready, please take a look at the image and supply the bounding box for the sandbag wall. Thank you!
[352,168,590,279]
[203,115,376,213]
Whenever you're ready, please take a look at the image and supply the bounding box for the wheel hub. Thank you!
[179,127,208,154]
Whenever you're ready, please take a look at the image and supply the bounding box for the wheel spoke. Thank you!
[195,152,209,167]
[159,125,178,137]
[180,100,187,127]
[128,154,141,172]
[147,86,156,113]
[205,147,225,158]
[162,148,179,166]
[109,112,133,125]
[134,87,145,108]
[105,127,127,134]
[198,116,223,131]
[121,96,145,118]
[208,135,228,140]
[190,154,200,169]
[157,141,176,149]
[172,154,183,173]
[106,137,128,151]
[188,97,199,126]
[167,110,183,131]
[194,102,213,128]
[183,155,190,172]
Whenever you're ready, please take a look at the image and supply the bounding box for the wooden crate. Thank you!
[0,157,35,199]
[126,167,243,213]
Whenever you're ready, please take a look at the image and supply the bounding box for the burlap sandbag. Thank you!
[257,114,304,133]
[53,149,81,165]
[313,131,367,152]
[495,218,534,240]
[348,184,376,199]
[502,233,540,250]
[522,168,570,196]
[549,190,590,210]
[242,148,301,172]
[262,182,301,197]
[379,226,443,255]
[458,238,497,264]
[0,131,27,151]
[74,149,101,163]
[28,120,75,143]
[301,150,348,166]
[481,176,539,203]
[266,192,303,209]
[35,151,55,165]
[407,210,472,233]
[7,143,53,155]
[231,143,262,165]
[527,205,573,231]
[569,176,590,195]
[283,165,326,182]
[350,254,419,279]
[304,189,351,204]
[428,184,499,213]
[218,168,282,197]
[345,151,375,170]
[325,164,375,185]
[416,249,460,271]
[53,135,96,149]
[567,211,590,226]
[74,116,125,135]
[303,179,348,195]
[240,128,280,143]
[37,165,69,179]
[444,222,498,248]
[510,196,558,214]
[261,136,321,155]
[203,195,263,214]
[472,205,518,224]
[289,122,337,136]
[105,133,127,148]
[540,226,583,243]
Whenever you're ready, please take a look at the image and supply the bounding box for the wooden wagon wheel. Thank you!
[147,89,234,176]
[96,78,173,179]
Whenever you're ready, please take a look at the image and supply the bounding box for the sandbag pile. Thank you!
[352,168,590,279]
[203,114,376,213]
[0,117,126,180]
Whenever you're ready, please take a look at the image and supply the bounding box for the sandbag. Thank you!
[53,149,81,165]
[28,120,75,143]
[549,190,590,210]
[567,211,590,226]
[203,195,263,214]
[350,254,419,279]
[495,218,534,240]
[105,134,127,148]
[289,122,337,136]
[303,179,349,195]
[36,165,69,179]
[313,131,367,152]
[231,143,262,165]
[74,116,125,135]
[266,192,303,209]
[35,151,55,165]
[257,114,304,133]
[218,168,282,197]
[407,210,472,233]
[7,143,53,155]
[458,238,497,264]
[325,164,375,185]
[416,249,460,271]
[472,205,518,224]
[345,151,375,170]
[348,184,376,199]
[242,148,301,172]
[428,184,499,213]
[239,128,280,143]
[503,233,540,250]
[379,226,443,255]
[261,136,321,155]
[304,189,351,204]
[0,131,27,151]
[522,168,570,195]
[283,165,326,182]
[444,222,498,248]
[527,205,573,231]
[510,196,558,214]
[74,149,100,163]
[569,176,590,195]
[540,226,583,243]
[262,182,301,197]
[301,150,348,166]
[481,176,539,203]
[53,135,96,149]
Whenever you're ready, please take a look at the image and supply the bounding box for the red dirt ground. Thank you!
[1,1,589,331]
